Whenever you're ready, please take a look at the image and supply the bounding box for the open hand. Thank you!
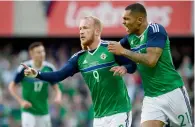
[110,66,127,76]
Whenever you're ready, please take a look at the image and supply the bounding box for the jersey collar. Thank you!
[31,60,44,71]
[88,40,102,55]
[135,22,150,38]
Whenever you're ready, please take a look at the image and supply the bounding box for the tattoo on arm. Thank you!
[122,49,150,64]
[121,47,162,67]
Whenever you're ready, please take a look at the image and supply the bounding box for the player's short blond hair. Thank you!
[83,16,103,33]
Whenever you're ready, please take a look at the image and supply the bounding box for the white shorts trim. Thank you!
[141,87,193,126]
[93,112,132,127]
[22,112,51,127]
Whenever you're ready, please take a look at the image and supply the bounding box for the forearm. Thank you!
[37,70,66,83]
[52,84,62,97]
[8,82,23,104]
[122,49,151,66]
[37,64,75,83]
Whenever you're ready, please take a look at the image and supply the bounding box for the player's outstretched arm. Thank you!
[22,58,79,83]
[22,62,78,83]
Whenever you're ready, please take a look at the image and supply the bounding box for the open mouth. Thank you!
[80,36,85,40]
[125,27,130,33]
[123,25,130,33]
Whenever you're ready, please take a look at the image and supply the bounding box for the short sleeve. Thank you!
[147,23,167,49]
[14,65,24,84]
[120,35,131,49]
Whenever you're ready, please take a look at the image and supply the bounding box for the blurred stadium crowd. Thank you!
[0,1,194,127]
[0,42,194,127]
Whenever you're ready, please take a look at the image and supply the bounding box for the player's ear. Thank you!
[95,29,100,36]
[137,17,143,24]
[29,50,33,58]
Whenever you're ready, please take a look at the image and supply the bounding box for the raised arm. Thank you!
[121,47,163,68]
[22,55,80,83]
[108,24,167,68]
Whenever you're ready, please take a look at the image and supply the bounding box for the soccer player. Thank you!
[9,42,62,127]
[22,16,136,127]
[108,3,193,127]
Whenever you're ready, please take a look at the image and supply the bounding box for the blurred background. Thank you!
[0,1,194,127]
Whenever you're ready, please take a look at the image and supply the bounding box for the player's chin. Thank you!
[82,41,90,47]
[39,58,45,62]
[126,29,132,34]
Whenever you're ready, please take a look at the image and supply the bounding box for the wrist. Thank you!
[36,71,40,78]
[122,65,128,72]
[121,48,127,56]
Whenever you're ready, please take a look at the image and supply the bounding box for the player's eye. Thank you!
[83,26,88,29]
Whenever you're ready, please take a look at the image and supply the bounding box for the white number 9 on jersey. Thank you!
[93,71,100,82]
[34,81,43,92]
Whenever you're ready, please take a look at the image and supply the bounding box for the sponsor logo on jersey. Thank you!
[83,60,88,64]
[100,53,107,60]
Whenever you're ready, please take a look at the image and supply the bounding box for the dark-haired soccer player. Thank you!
[108,3,193,127]
[9,42,62,127]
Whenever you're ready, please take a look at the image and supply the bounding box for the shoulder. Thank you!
[100,40,111,47]
[148,23,167,36]
[120,34,135,43]
[43,61,56,71]
[100,40,121,47]
[71,50,86,59]
[17,60,32,73]
[67,50,86,66]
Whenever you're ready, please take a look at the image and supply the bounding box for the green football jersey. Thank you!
[77,42,131,118]
[16,60,56,115]
[125,23,184,97]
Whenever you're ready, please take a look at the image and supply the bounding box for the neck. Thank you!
[135,21,148,36]
[33,60,42,69]
[88,37,101,50]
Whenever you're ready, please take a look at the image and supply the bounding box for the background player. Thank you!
[108,3,193,127]
[9,42,62,127]
[22,16,136,127]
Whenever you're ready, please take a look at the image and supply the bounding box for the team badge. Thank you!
[100,53,107,60]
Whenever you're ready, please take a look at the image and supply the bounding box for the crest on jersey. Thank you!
[100,53,107,60]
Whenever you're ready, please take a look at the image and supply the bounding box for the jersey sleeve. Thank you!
[45,62,60,86]
[114,55,136,74]
[147,24,167,49]
[13,65,25,84]
[119,35,131,49]
[37,52,81,83]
